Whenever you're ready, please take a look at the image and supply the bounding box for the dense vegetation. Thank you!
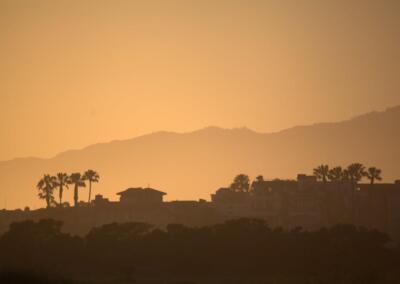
[0,270,75,284]
[313,163,382,184]
[0,218,398,284]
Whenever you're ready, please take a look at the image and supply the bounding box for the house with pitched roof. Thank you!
[117,187,167,205]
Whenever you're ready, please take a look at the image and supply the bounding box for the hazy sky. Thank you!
[1,0,400,161]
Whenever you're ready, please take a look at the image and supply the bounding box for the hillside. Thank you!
[1,106,399,209]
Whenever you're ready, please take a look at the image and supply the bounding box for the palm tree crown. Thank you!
[346,163,366,184]
[313,165,330,183]
[365,167,382,185]
[328,167,343,182]
[37,174,57,208]
[69,173,86,207]
[83,169,100,203]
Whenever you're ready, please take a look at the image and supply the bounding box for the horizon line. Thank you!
[1,104,398,163]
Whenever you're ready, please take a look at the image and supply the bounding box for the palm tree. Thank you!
[37,174,57,208]
[346,163,366,221]
[69,173,86,207]
[54,173,70,206]
[230,174,250,192]
[365,167,382,185]
[328,167,344,182]
[83,169,100,203]
[346,163,366,185]
[313,165,330,183]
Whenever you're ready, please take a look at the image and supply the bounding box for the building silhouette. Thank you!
[117,187,166,205]
[1,175,400,240]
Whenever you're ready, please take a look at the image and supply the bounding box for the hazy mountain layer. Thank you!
[1,106,399,209]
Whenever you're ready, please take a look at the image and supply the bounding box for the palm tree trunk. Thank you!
[88,181,92,203]
[74,184,78,207]
[59,185,63,206]
[46,194,50,208]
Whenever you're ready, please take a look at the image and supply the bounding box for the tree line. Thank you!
[36,163,382,207]
[37,170,100,208]
[313,163,382,184]
[228,163,382,193]
[0,218,398,284]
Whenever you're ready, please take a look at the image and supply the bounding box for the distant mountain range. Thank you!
[1,106,399,209]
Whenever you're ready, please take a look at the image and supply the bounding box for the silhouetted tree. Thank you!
[37,174,57,208]
[313,165,329,183]
[3,219,64,240]
[69,173,86,207]
[87,222,153,245]
[365,167,382,185]
[54,173,70,206]
[230,174,250,192]
[328,166,344,182]
[83,169,100,203]
[0,218,395,283]
[346,163,366,185]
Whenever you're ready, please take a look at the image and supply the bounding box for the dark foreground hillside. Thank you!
[1,218,400,284]
[0,270,77,284]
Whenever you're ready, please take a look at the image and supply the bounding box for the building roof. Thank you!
[116,187,167,196]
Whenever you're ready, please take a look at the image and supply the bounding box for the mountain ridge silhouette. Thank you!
[0,105,399,209]
[2,105,399,163]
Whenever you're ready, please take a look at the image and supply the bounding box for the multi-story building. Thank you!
[0,178,399,240]
[211,174,400,238]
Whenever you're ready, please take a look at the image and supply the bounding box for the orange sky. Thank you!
[1,0,400,161]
